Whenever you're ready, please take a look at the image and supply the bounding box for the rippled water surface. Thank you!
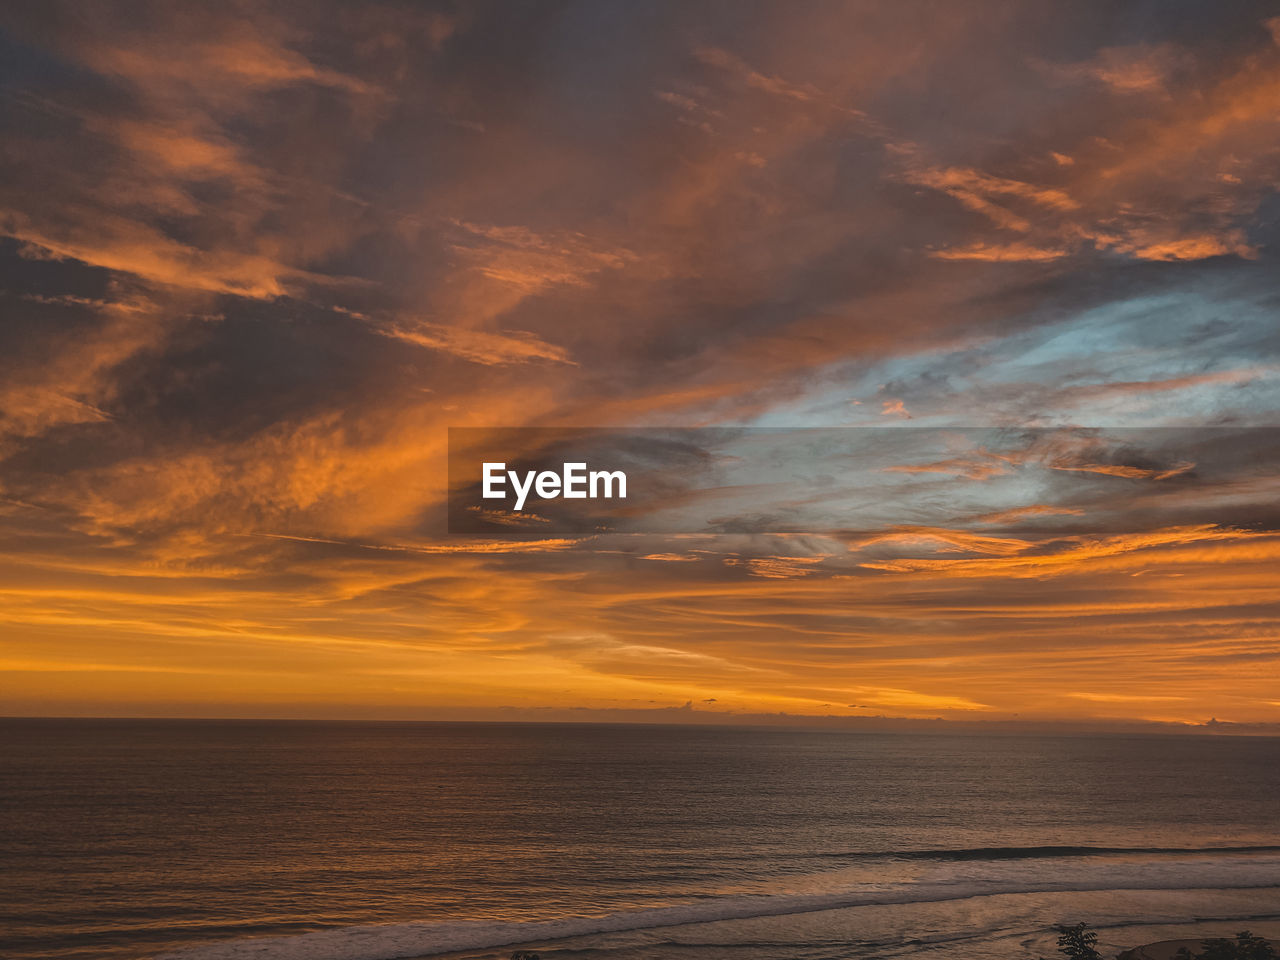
[2,720,1278,959]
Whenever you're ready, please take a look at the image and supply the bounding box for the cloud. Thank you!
[0,7,386,302]
[929,242,1067,262]
[249,532,581,555]
[447,220,639,294]
[902,165,1079,230]
[896,27,1280,269]
[850,687,992,712]
[376,318,576,366]
[741,555,826,579]
[977,505,1085,524]
[1040,44,1188,95]
[1050,369,1273,406]
[0,292,170,443]
[694,47,822,104]
[1048,460,1195,480]
[881,399,911,418]
[655,90,722,134]
[856,524,1272,578]
[81,26,379,98]
[1103,232,1257,262]
[1,2,1279,723]
[5,217,299,299]
[849,526,1030,557]
[884,456,1011,480]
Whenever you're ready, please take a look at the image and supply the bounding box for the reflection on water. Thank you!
[2,720,1278,959]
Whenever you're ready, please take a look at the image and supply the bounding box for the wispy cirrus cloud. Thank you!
[375,318,577,366]
[1038,43,1189,95]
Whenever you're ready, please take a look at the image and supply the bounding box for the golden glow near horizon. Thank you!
[2,4,1280,725]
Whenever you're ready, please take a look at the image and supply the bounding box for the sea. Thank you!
[2,720,1278,960]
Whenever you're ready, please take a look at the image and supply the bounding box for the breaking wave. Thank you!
[161,850,1280,960]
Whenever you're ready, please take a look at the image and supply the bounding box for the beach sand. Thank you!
[1117,941,1205,960]
[1118,938,1274,960]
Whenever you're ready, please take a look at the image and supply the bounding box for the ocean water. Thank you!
[1,720,1278,960]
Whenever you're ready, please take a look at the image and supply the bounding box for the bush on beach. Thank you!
[1175,932,1278,960]
[1041,924,1275,960]
[1044,923,1105,960]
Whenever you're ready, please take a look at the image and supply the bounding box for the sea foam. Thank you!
[159,851,1280,960]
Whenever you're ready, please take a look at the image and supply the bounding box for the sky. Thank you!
[1,1,1279,726]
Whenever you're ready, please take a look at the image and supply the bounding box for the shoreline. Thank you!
[1119,939,1274,960]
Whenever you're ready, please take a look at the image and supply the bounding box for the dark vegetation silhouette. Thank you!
[1043,923,1104,960]
[1041,924,1276,960]
[1174,933,1278,960]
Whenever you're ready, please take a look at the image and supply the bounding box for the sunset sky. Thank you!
[2,1,1279,725]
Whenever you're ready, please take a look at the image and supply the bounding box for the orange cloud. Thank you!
[1041,44,1187,94]
[976,505,1086,524]
[377,319,576,366]
[3,4,1280,727]
[694,47,823,104]
[881,399,911,418]
[1048,460,1195,480]
[930,242,1067,262]
[884,456,1010,480]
